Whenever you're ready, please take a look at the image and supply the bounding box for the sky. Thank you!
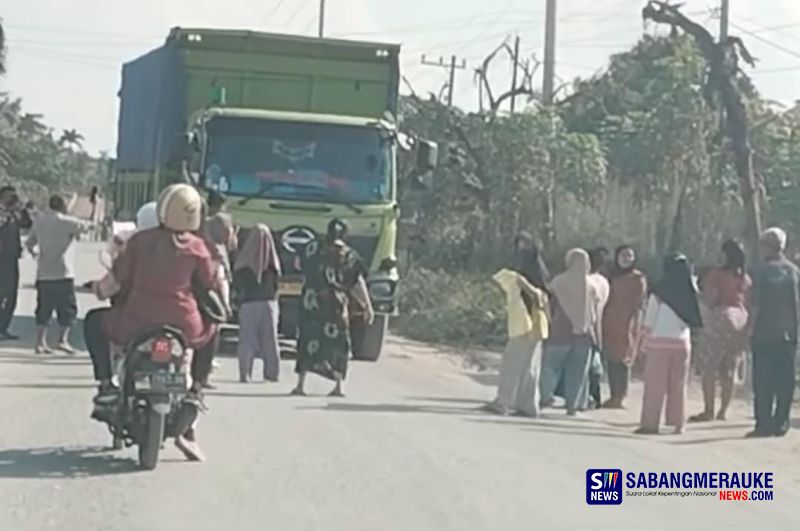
[2,0,800,154]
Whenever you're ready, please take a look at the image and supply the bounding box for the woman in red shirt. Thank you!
[85,184,219,461]
[690,240,752,422]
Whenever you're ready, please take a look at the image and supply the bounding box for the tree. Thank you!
[642,0,762,257]
[561,35,724,256]
[0,92,103,195]
[59,129,85,149]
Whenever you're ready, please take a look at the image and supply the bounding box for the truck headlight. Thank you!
[369,280,394,299]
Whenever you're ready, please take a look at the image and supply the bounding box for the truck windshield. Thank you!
[203,117,392,204]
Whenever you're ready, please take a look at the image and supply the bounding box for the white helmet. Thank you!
[135,202,159,230]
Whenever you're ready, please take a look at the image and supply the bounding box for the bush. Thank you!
[393,268,506,347]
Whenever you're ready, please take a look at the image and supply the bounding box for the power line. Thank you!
[730,21,800,62]
[282,0,307,30]
[261,0,289,26]
[755,65,800,74]
[4,23,160,40]
[336,10,541,38]
[420,55,467,106]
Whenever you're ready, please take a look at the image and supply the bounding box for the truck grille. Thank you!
[238,227,379,274]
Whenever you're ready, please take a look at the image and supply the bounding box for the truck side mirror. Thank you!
[416,140,438,173]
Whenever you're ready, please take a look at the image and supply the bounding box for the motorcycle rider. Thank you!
[84,184,220,461]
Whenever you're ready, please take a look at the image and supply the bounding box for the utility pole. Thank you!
[510,35,520,113]
[541,0,558,252]
[720,0,730,41]
[420,54,467,106]
[542,0,557,104]
[318,0,326,38]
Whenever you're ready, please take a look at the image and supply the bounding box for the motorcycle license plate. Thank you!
[135,372,186,392]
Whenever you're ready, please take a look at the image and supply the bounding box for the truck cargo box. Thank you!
[116,28,400,172]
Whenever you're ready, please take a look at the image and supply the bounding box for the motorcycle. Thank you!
[93,326,200,470]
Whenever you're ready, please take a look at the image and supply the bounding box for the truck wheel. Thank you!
[138,410,165,471]
[351,315,388,362]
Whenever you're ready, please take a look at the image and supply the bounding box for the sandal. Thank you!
[56,343,77,355]
[688,412,714,423]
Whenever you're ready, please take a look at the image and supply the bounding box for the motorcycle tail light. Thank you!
[151,338,172,363]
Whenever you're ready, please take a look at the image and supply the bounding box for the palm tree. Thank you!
[59,128,84,149]
[18,113,45,137]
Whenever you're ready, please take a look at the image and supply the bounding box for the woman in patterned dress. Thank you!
[291,219,374,397]
[689,240,751,422]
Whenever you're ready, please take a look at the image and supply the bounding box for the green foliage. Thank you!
[393,268,506,347]
[0,93,105,198]
[399,97,606,272]
[396,33,800,345]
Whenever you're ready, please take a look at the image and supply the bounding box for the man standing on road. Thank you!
[0,185,23,341]
[26,194,91,354]
[748,227,800,438]
[202,190,237,389]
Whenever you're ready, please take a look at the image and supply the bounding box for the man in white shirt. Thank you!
[26,194,91,354]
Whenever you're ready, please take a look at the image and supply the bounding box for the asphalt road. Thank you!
[1,243,799,531]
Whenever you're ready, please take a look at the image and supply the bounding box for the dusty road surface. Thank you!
[1,243,800,531]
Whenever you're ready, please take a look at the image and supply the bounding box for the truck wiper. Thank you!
[236,182,327,206]
[237,182,363,213]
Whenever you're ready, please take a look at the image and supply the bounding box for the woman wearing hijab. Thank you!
[637,254,702,435]
[602,245,648,409]
[484,236,550,416]
[91,202,159,301]
[513,233,549,296]
[292,219,374,397]
[233,224,282,383]
[539,248,599,416]
[690,240,751,422]
[84,184,219,461]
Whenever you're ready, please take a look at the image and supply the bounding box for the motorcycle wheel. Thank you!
[138,410,166,470]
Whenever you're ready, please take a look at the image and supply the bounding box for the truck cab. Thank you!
[114,28,436,361]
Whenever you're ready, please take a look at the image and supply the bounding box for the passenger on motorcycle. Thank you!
[85,184,220,461]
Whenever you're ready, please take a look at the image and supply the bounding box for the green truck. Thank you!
[113,27,436,361]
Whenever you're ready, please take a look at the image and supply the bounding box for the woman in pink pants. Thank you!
[637,254,703,435]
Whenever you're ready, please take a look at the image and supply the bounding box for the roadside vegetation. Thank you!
[395,16,800,345]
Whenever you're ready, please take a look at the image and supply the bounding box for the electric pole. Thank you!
[720,0,730,41]
[318,0,326,38]
[420,54,467,107]
[541,0,558,252]
[510,35,520,113]
[542,0,557,104]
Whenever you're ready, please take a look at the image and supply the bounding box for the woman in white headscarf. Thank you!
[539,248,600,415]
[91,202,159,301]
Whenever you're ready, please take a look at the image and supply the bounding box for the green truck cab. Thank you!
[113,28,436,361]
